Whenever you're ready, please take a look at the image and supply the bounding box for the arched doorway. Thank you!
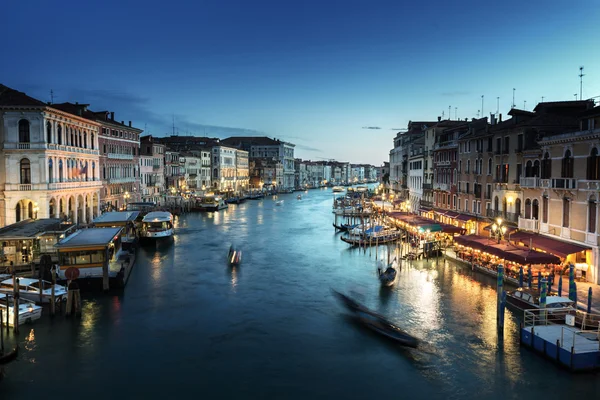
[49,198,56,218]
[515,198,521,218]
[494,196,499,212]
[16,203,21,222]
[77,195,84,223]
[68,197,74,222]
[28,202,33,219]
[525,199,531,219]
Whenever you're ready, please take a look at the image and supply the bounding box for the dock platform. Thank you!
[520,309,600,371]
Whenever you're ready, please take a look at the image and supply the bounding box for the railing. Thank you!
[19,184,32,191]
[152,165,161,170]
[577,180,600,191]
[561,227,571,239]
[110,177,137,184]
[436,160,451,166]
[422,183,433,190]
[107,153,134,160]
[436,183,450,191]
[551,178,577,189]
[520,177,540,188]
[48,180,103,190]
[518,216,539,232]
[586,232,597,246]
[420,200,433,208]
[486,209,518,222]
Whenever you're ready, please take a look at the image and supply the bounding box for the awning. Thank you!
[455,213,475,222]
[445,211,460,218]
[419,207,432,212]
[454,235,561,265]
[509,231,590,258]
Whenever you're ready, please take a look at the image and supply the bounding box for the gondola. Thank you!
[354,309,419,348]
[332,289,367,313]
[227,248,242,267]
[378,265,397,287]
[0,345,18,365]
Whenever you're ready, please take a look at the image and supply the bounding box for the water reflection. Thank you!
[230,266,239,293]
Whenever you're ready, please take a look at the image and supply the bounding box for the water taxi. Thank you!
[0,295,43,326]
[140,211,174,239]
[332,186,345,192]
[0,277,67,304]
[195,195,228,211]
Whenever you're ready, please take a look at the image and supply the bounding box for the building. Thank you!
[52,103,142,211]
[407,135,425,213]
[0,84,102,227]
[235,149,249,193]
[220,136,296,190]
[211,145,238,193]
[139,135,165,203]
[250,157,282,191]
[164,149,184,192]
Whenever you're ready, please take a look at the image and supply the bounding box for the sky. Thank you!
[2,0,600,165]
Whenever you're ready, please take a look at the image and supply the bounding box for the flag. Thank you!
[80,163,88,176]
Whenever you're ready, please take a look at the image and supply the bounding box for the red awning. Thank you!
[454,235,561,265]
[455,213,475,222]
[509,231,590,258]
[445,211,460,218]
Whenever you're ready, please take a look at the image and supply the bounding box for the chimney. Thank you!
[499,113,502,122]
[129,121,132,127]
[437,116,441,122]
[111,112,115,120]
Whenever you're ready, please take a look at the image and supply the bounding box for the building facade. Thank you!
[0,85,102,227]
[139,135,165,203]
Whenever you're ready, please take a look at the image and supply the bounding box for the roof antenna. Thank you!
[50,89,54,104]
[579,66,585,100]
[512,88,515,109]
[481,95,484,118]
[454,107,457,120]
[448,106,451,121]
[496,97,499,116]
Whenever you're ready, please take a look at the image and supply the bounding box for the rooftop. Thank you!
[56,227,122,248]
[92,211,140,225]
[0,84,47,107]
[0,218,75,239]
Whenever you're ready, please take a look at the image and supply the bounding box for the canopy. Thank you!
[509,231,590,258]
[454,235,561,265]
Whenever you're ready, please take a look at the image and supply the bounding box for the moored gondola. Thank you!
[0,345,18,365]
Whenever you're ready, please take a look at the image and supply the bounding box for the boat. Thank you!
[0,346,18,365]
[297,194,302,200]
[378,260,398,287]
[341,226,402,246]
[275,200,284,206]
[332,290,419,348]
[140,211,174,240]
[506,288,575,312]
[196,195,228,211]
[227,246,242,267]
[354,309,419,348]
[0,278,67,304]
[332,186,345,193]
[0,296,42,326]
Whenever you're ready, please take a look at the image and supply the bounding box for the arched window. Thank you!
[15,203,21,222]
[525,198,531,219]
[467,160,471,174]
[494,196,499,212]
[487,158,492,175]
[453,169,457,184]
[459,160,462,173]
[84,132,87,149]
[525,160,533,177]
[49,198,55,217]
[90,133,94,150]
[48,159,54,183]
[59,159,64,182]
[213,168,219,178]
[587,148,600,180]
[20,158,31,184]
[532,199,539,220]
[589,196,597,233]
[515,198,521,218]
[92,162,96,181]
[562,198,570,227]
[542,196,548,223]
[46,121,52,143]
[28,202,33,219]
[19,119,30,142]
[502,197,507,218]
[70,128,74,146]
[541,152,552,179]
[533,160,540,177]
[57,125,62,145]
[562,150,573,178]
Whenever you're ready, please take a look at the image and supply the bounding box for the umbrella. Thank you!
[539,279,548,309]
[568,264,576,302]
[558,275,563,297]
[518,266,523,288]
[587,287,593,313]
[537,271,542,290]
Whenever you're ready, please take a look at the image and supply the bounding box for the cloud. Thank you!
[294,144,322,153]
[362,126,381,130]
[441,91,470,97]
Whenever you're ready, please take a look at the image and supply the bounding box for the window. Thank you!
[487,158,492,175]
[587,148,600,180]
[562,150,573,178]
[562,198,569,228]
[541,152,552,179]
[472,200,476,213]
[46,121,52,143]
[515,198,521,218]
[466,160,470,173]
[589,196,597,233]
[20,158,31,184]
[18,119,30,142]
[503,137,509,153]
[465,199,469,212]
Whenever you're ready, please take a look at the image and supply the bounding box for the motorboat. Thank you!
[0,277,67,304]
[196,195,228,211]
[140,211,174,240]
[506,288,575,312]
[0,295,42,326]
[275,200,284,206]
[378,260,398,287]
[297,194,302,200]
[332,186,345,193]
[228,246,242,267]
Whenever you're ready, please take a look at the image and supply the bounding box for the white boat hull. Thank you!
[142,228,174,239]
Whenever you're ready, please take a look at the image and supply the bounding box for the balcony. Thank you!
[152,164,161,170]
[518,217,539,232]
[540,178,577,189]
[109,177,137,184]
[577,180,600,191]
[486,208,518,223]
[422,183,433,190]
[4,142,100,155]
[520,177,540,188]
[435,183,450,191]
[107,153,134,160]
[47,180,103,190]
[420,200,433,208]
[436,160,451,166]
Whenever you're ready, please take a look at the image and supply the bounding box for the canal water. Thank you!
[2,188,598,399]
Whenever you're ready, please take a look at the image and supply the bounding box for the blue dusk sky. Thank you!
[2,0,599,165]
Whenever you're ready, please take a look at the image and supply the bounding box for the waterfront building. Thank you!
[235,149,249,193]
[179,152,201,193]
[139,135,165,203]
[211,145,238,193]
[250,157,283,191]
[52,104,142,211]
[407,135,425,213]
[165,149,184,192]
[221,136,296,190]
[0,85,102,227]
[432,121,459,214]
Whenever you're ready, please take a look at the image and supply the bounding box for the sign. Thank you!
[65,267,80,280]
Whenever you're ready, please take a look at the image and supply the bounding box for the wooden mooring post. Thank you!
[497,264,506,334]
[65,281,82,318]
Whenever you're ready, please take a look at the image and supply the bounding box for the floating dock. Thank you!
[520,309,600,371]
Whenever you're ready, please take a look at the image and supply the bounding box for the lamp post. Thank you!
[124,191,130,210]
[491,217,507,244]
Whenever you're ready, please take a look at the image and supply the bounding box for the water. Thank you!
[2,188,598,399]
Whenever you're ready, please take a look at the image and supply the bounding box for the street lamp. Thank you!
[124,191,130,210]
[491,217,507,244]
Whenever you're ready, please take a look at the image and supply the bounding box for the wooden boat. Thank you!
[506,288,574,312]
[354,310,419,348]
[227,248,242,267]
[0,346,18,365]
[333,223,357,232]
[332,290,367,313]
[378,261,398,287]
[340,231,402,246]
